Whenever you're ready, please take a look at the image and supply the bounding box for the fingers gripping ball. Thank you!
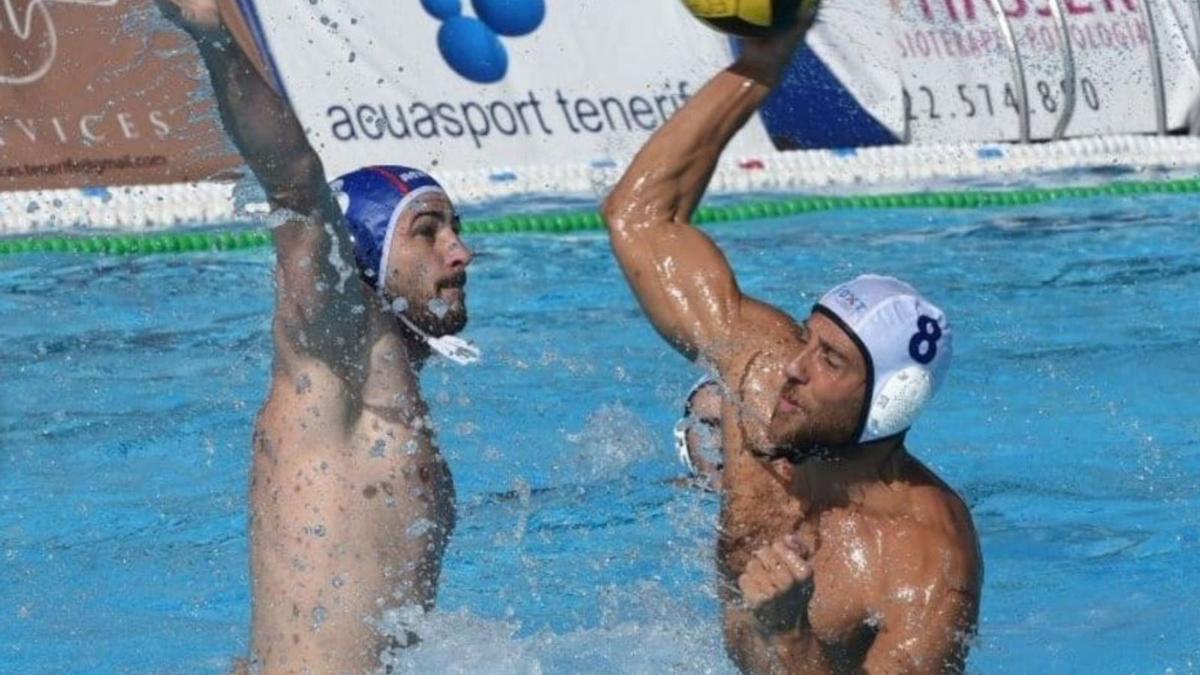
[681,0,814,37]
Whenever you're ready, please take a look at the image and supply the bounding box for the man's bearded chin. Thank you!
[766,418,857,465]
[407,299,468,337]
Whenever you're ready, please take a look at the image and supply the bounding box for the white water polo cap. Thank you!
[813,274,952,443]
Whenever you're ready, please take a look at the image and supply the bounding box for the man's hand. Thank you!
[732,9,816,84]
[738,534,815,634]
[156,0,223,41]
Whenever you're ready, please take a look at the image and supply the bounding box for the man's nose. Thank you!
[783,347,813,384]
[444,233,473,269]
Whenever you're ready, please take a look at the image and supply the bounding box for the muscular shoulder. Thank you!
[880,465,982,598]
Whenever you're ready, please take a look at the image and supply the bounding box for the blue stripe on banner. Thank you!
[234,0,292,104]
[734,40,898,150]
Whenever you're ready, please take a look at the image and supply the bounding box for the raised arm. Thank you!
[157,0,365,374]
[600,25,810,368]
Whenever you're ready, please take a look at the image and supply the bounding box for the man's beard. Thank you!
[396,271,469,337]
[767,410,858,465]
[406,297,468,337]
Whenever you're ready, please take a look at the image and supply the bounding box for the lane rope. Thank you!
[1,177,1197,256]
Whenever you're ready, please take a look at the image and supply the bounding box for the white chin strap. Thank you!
[394,312,481,366]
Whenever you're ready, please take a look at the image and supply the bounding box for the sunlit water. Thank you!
[1,191,1198,673]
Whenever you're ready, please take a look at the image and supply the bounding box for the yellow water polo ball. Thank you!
[680,0,815,37]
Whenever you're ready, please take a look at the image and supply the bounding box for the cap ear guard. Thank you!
[864,366,935,440]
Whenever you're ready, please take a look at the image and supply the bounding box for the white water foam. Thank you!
[377,583,736,675]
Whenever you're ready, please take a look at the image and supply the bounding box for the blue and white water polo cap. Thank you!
[329,165,448,289]
[812,274,953,443]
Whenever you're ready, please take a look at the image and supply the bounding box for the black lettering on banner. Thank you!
[903,78,1102,122]
[628,96,657,130]
[460,102,490,149]
[920,86,940,119]
[411,103,438,138]
[489,101,519,136]
[574,98,603,133]
[435,103,464,138]
[318,81,696,149]
[957,84,976,117]
[1003,83,1020,113]
[978,84,994,116]
[1081,78,1100,110]
[1037,81,1057,113]
[600,97,630,131]
[328,105,357,141]
[383,106,410,139]
[357,105,384,140]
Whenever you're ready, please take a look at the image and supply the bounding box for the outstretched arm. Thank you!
[601,25,810,369]
[157,0,365,374]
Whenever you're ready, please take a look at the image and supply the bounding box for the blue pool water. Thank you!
[1,192,1198,673]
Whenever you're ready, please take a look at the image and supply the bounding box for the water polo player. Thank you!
[159,2,473,672]
[602,20,982,674]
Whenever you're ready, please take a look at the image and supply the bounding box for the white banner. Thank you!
[234,0,777,182]
[882,0,1200,141]
[227,0,1200,188]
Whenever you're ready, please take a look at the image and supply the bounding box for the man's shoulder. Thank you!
[890,466,982,593]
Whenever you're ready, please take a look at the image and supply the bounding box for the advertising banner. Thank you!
[218,0,780,182]
[226,0,1200,174]
[888,0,1200,142]
[0,0,242,192]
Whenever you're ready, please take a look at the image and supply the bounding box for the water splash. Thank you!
[562,403,659,483]
[374,588,736,675]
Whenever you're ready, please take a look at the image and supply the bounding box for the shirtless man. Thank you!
[602,22,983,674]
[158,2,475,671]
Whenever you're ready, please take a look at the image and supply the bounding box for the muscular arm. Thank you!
[600,29,807,369]
[863,588,977,674]
[159,1,365,374]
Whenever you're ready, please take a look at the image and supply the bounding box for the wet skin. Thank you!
[158,1,475,670]
[602,22,982,675]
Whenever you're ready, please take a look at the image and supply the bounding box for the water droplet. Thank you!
[331,576,344,589]
[428,298,449,318]
[406,518,433,538]
[311,605,328,630]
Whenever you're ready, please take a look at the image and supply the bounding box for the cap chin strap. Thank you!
[393,310,481,366]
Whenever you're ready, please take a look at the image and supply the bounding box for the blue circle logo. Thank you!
[423,0,545,83]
